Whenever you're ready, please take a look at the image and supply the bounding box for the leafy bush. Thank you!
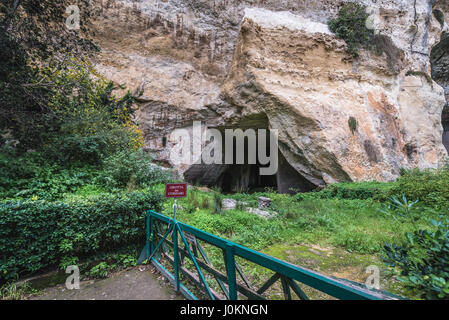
[87,262,110,279]
[95,150,171,190]
[0,190,162,283]
[0,148,99,200]
[39,59,144,164]
[0,147,170,200]
[348,117,357,134]
[383,219,449,299]
[328,3,375,57]
[379,195,420,226]
[0,0,96,150]
[389,168,449,210]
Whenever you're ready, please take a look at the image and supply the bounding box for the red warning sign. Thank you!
[165,183,187,198]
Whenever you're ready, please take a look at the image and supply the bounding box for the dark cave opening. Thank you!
[184,115,317,194]
[430,32,449,153]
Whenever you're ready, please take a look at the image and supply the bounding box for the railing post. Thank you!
[150,215,154,255]
[225,243,237,300]
[146,213,151,258]
[173,221,180,292]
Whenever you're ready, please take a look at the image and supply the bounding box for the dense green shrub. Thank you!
[0,146,171,200]
[328,3,375,57]
[302,181,394,201]
[95,150,172,190]
[348,117,357,134]
[383,219,449,299]
[389,168,449,210]
[0,148,99,200]
[2,56,144,160]
[0,190,162,283]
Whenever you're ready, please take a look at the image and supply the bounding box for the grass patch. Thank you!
[154,173,447,299]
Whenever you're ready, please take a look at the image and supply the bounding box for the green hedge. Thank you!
[0,190,162,282]
[302,182,394,201]
[389,169,449,210]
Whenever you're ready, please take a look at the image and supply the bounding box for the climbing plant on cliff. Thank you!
[0,0,97,149]
[328,3,375,57]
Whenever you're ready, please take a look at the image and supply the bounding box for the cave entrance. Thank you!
[217,127,278,193]
[183,114,317,194]
[430,32,449,153]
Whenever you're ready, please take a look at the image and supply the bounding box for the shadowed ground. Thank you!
[31,266,184,300]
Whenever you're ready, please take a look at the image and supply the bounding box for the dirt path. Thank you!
[31,266,184,300]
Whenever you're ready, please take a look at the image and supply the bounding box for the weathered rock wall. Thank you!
[88,0,449,188]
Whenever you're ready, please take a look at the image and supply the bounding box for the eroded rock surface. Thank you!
[89,0,449,189]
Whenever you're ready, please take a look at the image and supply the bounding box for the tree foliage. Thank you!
[0,0,97,148]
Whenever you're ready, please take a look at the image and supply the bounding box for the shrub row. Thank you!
[0,190,162,283]
[301,182,394,201]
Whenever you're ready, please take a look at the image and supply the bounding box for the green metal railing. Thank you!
[137,210,402,300]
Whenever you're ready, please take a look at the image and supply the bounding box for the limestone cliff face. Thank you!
[89,0,449,189]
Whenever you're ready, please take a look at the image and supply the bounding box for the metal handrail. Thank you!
[138,210,403,300]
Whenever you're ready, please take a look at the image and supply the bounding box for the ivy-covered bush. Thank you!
[0,190,163,283]
[383,219,449,300]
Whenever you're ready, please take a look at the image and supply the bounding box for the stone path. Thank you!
[32,266,184,300]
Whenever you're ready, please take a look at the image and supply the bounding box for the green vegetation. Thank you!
[167,185,439,256]
[0,57,171,285]
[409,25,418,33]
[390,167,449,210]
[328,3,374,57]
[348,117,357,134]
[0,190,162,282]
[406,70,433,87]
[328,3,403,72]
[1,0,448,301]
[381,196,449,300]
[0,0,96,149]
[154,167,448,299]
[0,282,39,300]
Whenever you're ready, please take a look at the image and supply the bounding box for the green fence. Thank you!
[138,210,402,300]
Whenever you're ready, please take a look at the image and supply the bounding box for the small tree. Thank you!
[328,3,374,57]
